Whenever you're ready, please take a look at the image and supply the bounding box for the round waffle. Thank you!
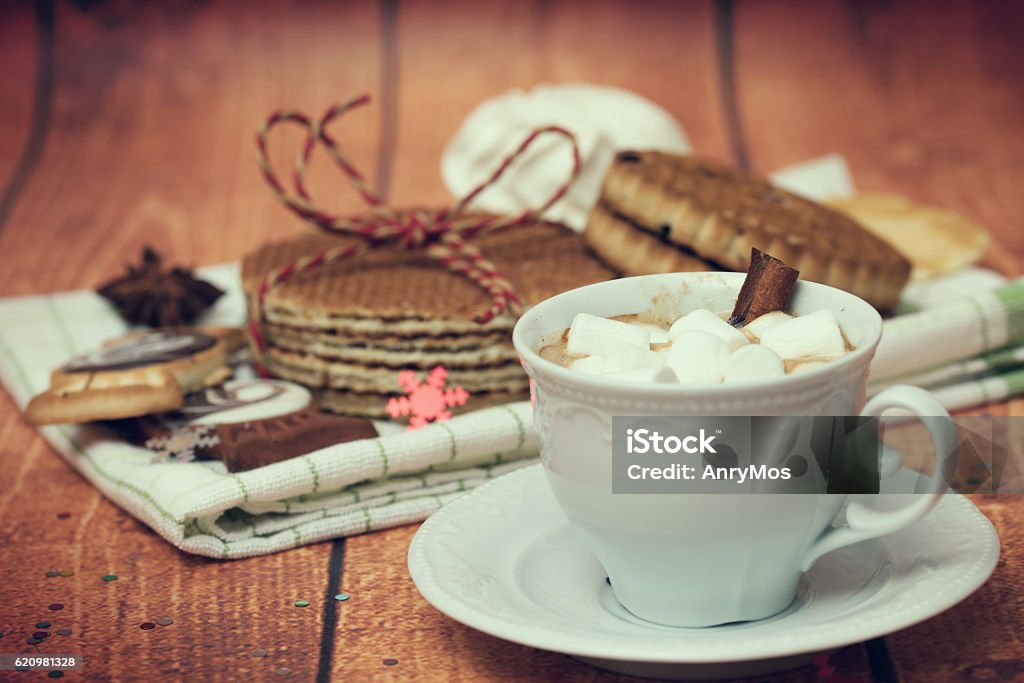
[242,220,616,332]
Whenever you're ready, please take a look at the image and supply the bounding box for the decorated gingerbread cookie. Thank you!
[140,378,377,471]
[25,327,244,425]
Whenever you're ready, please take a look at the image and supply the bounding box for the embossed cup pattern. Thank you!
[513,273,886,627]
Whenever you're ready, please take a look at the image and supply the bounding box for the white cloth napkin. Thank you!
[868,279,1024,410]
[0,265,536,559]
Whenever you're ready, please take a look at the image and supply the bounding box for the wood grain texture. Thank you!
[0,1,383,680]
[0,1,49,225]
[732,0,1024,277]
[0,385,339,682]
[1,0,1023,681]
[0,0,383,296]
[389,0,733,207]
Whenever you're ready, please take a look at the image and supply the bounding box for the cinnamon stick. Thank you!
[728,248,799,326]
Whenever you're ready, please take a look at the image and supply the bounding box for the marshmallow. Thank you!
[759,309,846,361]
[603,343,665,374]
[663,330,731,385]
[631,322,670,345]
[722,344,785,384]
[668,309,749,351]
[571,355,607,375]
[567,313,650,357]
[605,365,679,384]
[742,311,794,341]
[789,360,829,375]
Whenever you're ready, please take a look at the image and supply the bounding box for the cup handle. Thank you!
[800,385,956,571]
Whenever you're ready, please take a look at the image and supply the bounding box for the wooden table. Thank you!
[1,1,1022,680]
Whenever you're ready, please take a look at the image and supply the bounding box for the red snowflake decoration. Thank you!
[386,366,469,430]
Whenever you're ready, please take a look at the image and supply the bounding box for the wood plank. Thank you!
[0,0,383,297]
[0,393,341,680]
[0,1,386,679]
[731,0,1024,276]
[0,2,46,218]
[388,0,733,208]
[731,2,1024,680]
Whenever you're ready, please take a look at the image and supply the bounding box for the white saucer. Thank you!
[408,465,999,680]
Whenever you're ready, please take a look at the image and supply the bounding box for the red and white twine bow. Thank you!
[249,94,580,358]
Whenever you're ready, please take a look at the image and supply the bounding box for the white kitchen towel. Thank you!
[871,279,1024,383]
[0,264,537,559]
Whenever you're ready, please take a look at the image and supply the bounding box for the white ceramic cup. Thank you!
[512,272,955,628]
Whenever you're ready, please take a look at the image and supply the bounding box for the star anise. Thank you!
[97,247,224,327]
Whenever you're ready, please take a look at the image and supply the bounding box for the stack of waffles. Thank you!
[242,219,615,417]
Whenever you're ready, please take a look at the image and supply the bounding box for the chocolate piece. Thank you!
[728,248,799,326]
[134,378,378,470]
[217,408,378,472]
[98,247,224,327]
[63,330,216,373]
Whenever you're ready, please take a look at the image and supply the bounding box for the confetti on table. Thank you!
[156,617,174,627]
[56,513,70,520]
[56,628,72,636]
[59,569,74,577]
[33,631,49,639]
[383,659,399,666]
[45,571,60,578]
[48,604,64,611]
[276,667,291,676]
[27,637,42,645]
[140,622,156,630]
[252,649,268,658]
[36,622,51,629]
[293,600,310,608]
[334,593,350,602]
[48,671,64,679]
[102,574,118,582]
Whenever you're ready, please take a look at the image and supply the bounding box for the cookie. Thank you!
[25,327,243,425]
[600,151,912,309]
[139,378,378,471]
[584,202,717,275]
[825,193,990,281]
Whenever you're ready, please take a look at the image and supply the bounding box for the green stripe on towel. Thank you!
[996,282,1024,345]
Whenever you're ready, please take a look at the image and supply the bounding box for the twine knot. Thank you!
[249,94,580,362]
